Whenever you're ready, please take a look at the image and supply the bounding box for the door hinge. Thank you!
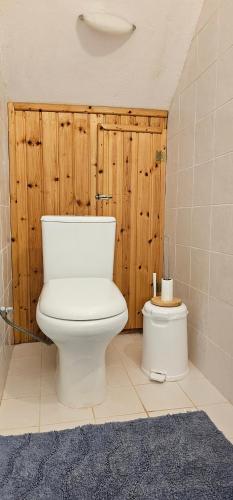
[155,149,167,162]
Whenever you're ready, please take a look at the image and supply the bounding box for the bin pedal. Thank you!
[150,370,167,383]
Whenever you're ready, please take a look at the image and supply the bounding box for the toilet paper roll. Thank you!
[161,278,173,302]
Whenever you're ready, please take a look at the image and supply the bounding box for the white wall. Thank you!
[0,0,202,109]
[0,53,13,398]
[166,0,233,403]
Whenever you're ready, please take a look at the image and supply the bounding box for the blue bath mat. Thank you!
[0,411,233,499]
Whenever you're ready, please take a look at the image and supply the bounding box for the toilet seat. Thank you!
[38,277,127,321]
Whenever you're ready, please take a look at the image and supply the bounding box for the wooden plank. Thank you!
[25,111,43,337]
[99,124,162,134]
[42,112,59,214]
[8,104,21,343]
[135,116,151,327]
[73,113,90,215]
[89,114,103,215]
[148,132,161,295]
[14,111,30,342]
[12,102,168,118]
[58,112,74,215]
[121,125,138,328]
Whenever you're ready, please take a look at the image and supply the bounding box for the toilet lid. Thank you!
[39,277,127,321]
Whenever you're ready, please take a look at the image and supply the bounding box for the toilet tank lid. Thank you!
[41,216,116,223]
[38,277,127,321]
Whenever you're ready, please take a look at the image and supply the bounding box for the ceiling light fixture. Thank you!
[78,13,136,35]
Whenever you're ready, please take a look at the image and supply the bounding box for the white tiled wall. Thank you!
[166,0,233,404]
[0,59,13,400]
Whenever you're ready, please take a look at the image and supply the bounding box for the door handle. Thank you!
[95,194,112,200]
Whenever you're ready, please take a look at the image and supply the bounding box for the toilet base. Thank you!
[36,308,128,409]
[56,343,107,409]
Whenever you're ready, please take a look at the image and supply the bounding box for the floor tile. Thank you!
[148,408,197,417]
[40,394,93,425]
[0,397,40,430]
[198,403,233,438]
[106,348,131,387]
[135,382,193,412]
[113,333,142,353]
[41,371,56,396]
[11,342,42,360]
[119,341,151,385]
[179,377,227,406]
[41,344,57,371]
[8,356,41,377]
[106,363,132,387]
[0,426,39,436]
[40,419,94,432]
[95,413,148,424]
[93,386,144,419]
[3,371,40,399]
[186,361,205,380]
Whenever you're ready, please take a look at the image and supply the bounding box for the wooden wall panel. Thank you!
[58,112,74,215]
[25,111,43,337]
[73,113,90,215]
[42,112,59,215]
[9,103,167,343]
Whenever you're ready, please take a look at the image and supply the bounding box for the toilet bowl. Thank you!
[36,216,128,408]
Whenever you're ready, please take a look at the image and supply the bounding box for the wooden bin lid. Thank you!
[151,296,182,308]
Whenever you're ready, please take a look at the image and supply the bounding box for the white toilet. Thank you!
[36,215,128,408]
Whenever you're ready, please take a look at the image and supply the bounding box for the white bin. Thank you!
[142,301,188,382]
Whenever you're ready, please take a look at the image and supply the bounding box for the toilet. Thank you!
[36,215,128,408]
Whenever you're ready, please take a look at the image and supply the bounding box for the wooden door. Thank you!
[96,122,165,328]
[9,103,167,342]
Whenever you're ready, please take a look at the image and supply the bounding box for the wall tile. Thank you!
[215,100,233,156]
[189,287,209,333]
[197,12,218,75]
[210,252,233,305]
[213,153,233,204]
[219,0,233,53]
[193,160,213,206]
[165,208,176,239]
[195,113,214,164]
[165,173,177,208]
[180,83,196,129]
[179,124,195,169]
[176,208,192,245]
[177,168,193,207]
[179,39,197,92]
[175,245,190,284]
[191,206,211,249]
[204,340,233,403]
[173,280,190,309]
[211,205,233,254]
[167,134,179,173]
[168,96,180,137]
[208,296,233,357]
[188,326,208,375]
[196,63,216,119]
[190,248,210,292]
[216,45,233,107]
[196,0,220,33]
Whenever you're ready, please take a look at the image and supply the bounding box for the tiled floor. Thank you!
[0,333,233,443]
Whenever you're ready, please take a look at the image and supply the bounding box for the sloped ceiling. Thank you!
[0,0,203,109]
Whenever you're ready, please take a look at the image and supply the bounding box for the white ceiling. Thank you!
[0,0,203,109]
